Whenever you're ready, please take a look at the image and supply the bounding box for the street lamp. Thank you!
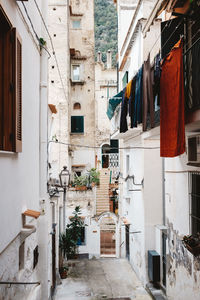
[59,166,70,230]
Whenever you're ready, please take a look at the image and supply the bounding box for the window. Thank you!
[71,116,84,133]
[0,8,22,152]
[75,171,81,177]
[77,227,85,245]
[73,102,81,110]
[72,20,81,29]
[33,245,39,269]
[19,242,25,270]
[72,64,80,81]
[190,173,200,235]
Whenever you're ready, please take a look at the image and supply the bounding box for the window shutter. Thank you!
[71,116,84,133]
[161,18,184,59]
[13,28,22,152]
[2,29,13,152]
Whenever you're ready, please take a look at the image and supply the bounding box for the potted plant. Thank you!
[74,175,88,191]
[59,266,68,279]
[182,233,200,256]
[88,168,100,186]
[59,206,84,266]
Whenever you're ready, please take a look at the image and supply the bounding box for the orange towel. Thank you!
[125,80,132,99]
[160,40,185,157]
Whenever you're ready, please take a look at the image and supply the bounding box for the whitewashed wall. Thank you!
[0,0,50,299]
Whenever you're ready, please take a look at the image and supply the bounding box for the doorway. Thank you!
[100,216,116,256]
[125,225,130,260]
[102,144,110,168]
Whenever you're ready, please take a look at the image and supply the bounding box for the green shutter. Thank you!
[122,71,128,89]
[110,139,119,153]
[71,116,84,133]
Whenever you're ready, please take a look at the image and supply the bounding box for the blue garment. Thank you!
[133,66,143,127]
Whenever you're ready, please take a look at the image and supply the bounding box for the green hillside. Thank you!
[94,0,118,66]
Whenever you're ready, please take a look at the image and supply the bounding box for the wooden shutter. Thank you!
[3,29,13,151]
[13,28,22,152]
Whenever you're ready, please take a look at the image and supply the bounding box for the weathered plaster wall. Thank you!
[0,0,50,299]
[48,0,70,178]
[165,150,200,299]
[69,0,96,170]
[0,221,41,300]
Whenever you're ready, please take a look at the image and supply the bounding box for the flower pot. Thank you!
[75,186,87,191]
[184,243,200,256]
[59,268,68,279]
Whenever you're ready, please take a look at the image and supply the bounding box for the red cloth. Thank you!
[160,40,185,157]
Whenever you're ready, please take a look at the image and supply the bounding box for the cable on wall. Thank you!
[48,140,160,150]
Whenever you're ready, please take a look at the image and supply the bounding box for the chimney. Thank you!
[107,50,112,69]
[97,51,102,63]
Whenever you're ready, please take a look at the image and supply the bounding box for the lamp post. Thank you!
[59,166,70,231]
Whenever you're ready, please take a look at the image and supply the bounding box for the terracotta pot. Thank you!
[75,186,87,191]
[59,269,68,279]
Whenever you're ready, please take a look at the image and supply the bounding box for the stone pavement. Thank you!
[55,258,152,300]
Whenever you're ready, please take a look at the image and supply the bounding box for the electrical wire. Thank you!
[149,19,173,54]
[33,0,68,102]
[21,2,51,58]
[48,140,160,150]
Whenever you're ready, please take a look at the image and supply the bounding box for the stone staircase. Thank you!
[96,169,110,215]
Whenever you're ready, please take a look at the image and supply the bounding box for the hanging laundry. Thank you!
[125,79,132,99]
[129,76,136,128]
[106,90,123,120]
[160,39,185,157]
[143,54,154,131]
[133,66,143,127]
[154,53,161,107]
[120,88,128,133]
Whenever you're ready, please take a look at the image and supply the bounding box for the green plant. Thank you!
[74,175,88,187]
[59,206,84,259]
[88,168,100,185]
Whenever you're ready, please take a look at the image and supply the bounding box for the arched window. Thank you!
[73,102,81,110]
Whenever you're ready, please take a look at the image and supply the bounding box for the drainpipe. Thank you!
[37,0,49,298]
[162,158,166,226]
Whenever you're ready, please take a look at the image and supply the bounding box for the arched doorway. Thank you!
[101,144,110,168]
[100,214,116,257]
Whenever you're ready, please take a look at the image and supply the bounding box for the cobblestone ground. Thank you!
[55,258,152,300]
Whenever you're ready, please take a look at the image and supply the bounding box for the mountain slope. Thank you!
[94,0,118,66]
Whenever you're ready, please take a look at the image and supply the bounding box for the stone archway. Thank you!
[99,213,118,257]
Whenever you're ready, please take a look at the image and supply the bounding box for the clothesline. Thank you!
[107,14,200,120]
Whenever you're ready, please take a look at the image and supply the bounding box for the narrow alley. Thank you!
[55,258,152,300]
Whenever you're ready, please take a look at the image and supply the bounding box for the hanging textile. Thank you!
[133,66,143,127]
[154,53,161,107]
[125,80,132,99]
[143,54,155,131]
[129,76,136,128]
[106,90,123,120]
[160,39,185,157]
[120,88,128,133]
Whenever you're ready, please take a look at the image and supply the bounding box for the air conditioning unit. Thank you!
[188,135,200,166]
[148,250,160,283]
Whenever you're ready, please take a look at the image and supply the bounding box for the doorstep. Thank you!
[146,283,167,300]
